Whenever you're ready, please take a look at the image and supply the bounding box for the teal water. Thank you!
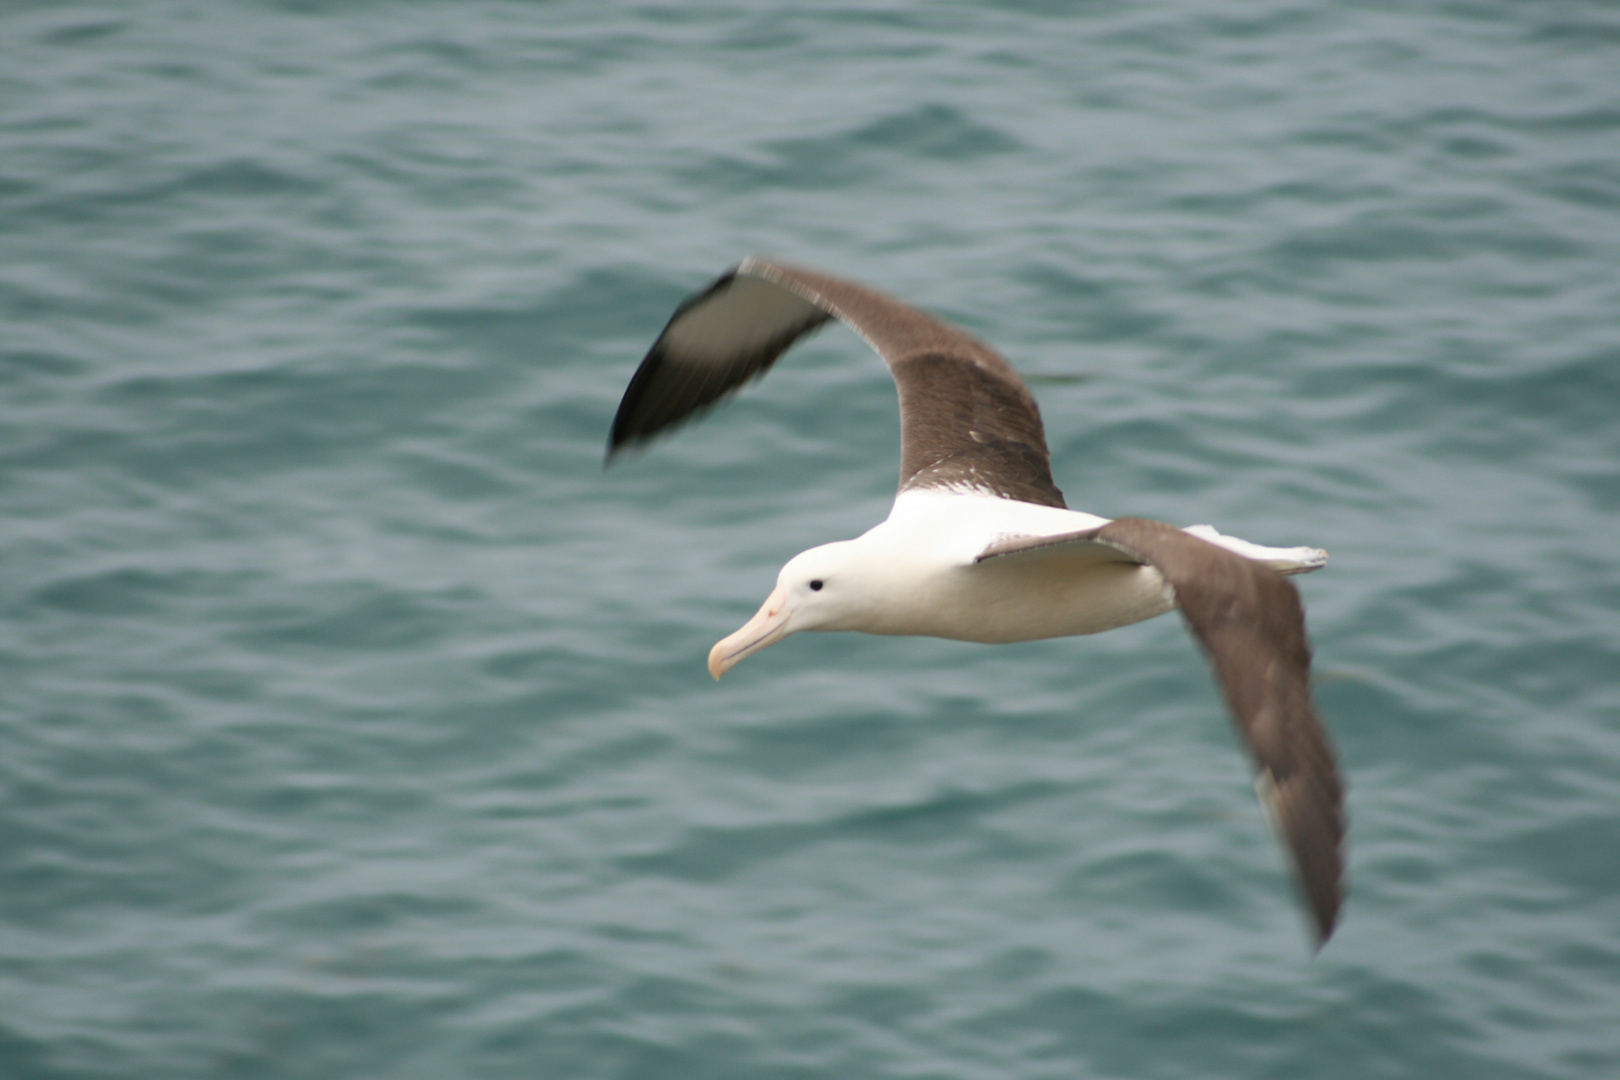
[3,2,1618,1077]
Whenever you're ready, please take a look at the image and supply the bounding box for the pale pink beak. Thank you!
[708,585,792,679]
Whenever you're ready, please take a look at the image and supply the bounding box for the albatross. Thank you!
[607,258,1345,947]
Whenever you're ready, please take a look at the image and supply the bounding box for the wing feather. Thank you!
[609,259,1066,507]
[977,518,1346,945]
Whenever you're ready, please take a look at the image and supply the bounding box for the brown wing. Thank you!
[609,259,1065,508]
[977,519,1346,946]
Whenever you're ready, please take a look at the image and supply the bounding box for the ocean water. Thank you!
[3,1,1618,1077]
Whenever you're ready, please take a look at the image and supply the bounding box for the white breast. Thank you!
[844,490,1176,643]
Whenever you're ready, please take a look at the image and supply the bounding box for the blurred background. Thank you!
[2,2,1617,1077]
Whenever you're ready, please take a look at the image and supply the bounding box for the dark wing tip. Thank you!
[605,338,676,461]
[606,269,740,462]
[1263,764,1346,949]
[606,266,831,463]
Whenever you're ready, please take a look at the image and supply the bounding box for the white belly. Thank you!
[844,489,1179,643]
[867,557,1176,644]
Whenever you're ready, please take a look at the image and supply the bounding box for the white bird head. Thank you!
[708,540,873,678]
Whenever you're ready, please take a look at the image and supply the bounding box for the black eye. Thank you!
[809,579,824,591]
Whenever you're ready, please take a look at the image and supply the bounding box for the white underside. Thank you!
[826,489,1326,644]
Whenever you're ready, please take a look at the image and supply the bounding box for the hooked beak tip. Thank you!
[706,586,789,681]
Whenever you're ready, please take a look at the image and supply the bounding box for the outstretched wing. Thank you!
[608,258,1066,508]
[978,518,1346,946]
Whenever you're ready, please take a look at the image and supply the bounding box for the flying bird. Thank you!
[608,258,1345,946]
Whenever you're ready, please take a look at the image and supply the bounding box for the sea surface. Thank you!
[3,2,1618,1078]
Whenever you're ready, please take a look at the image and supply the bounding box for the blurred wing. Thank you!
[979,518,1346,945]
[608,259,1065,508]
[608,269,832,455]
